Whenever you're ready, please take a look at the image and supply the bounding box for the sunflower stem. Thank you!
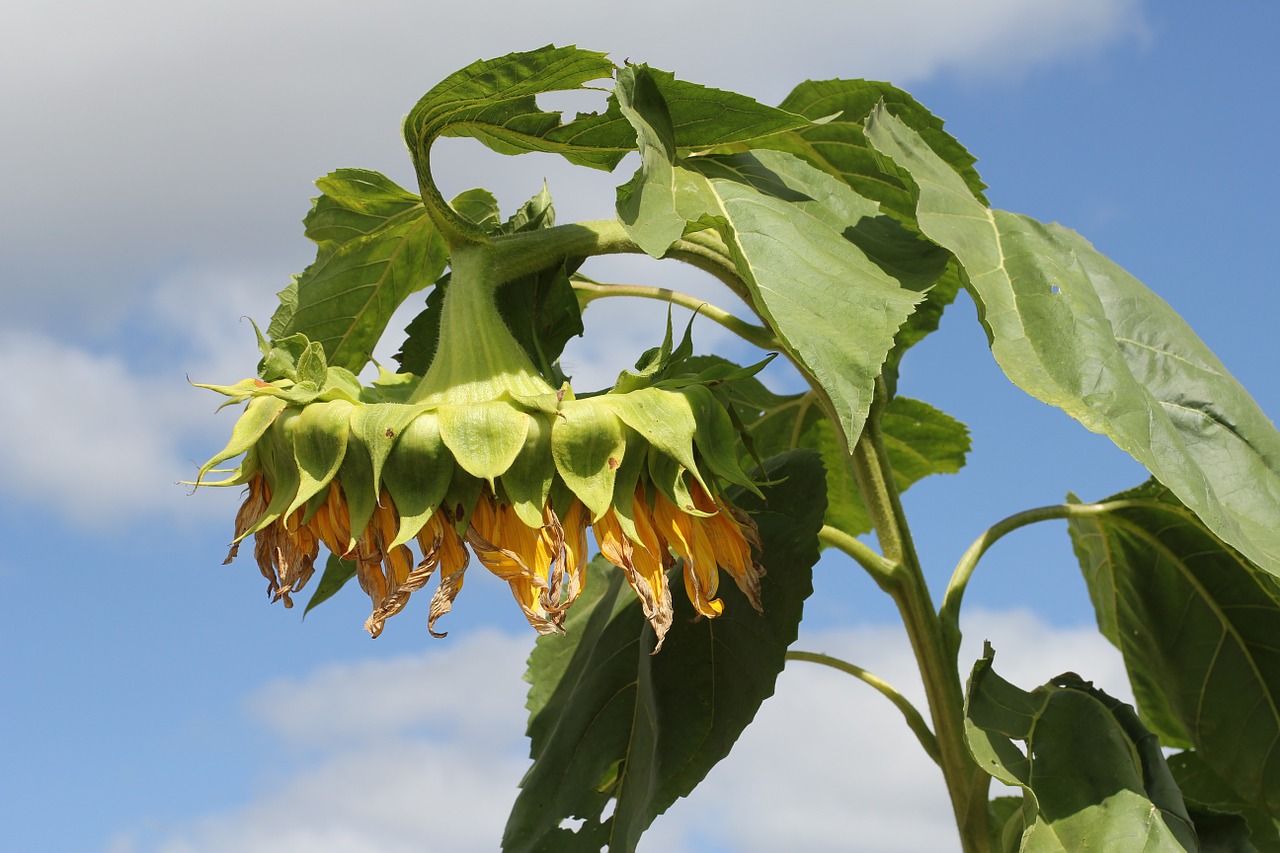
[845,378,991,853]
[408,243,556,405]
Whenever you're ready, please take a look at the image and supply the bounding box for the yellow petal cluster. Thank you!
[227,470,762,648]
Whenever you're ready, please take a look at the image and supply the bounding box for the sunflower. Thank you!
[196,253,767,650]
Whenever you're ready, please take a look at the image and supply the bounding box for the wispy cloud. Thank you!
[116,610,1128,852]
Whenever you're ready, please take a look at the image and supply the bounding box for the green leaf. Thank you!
[495,260,584,386]
[679,150,929,443]
[302,169,428,259]
[1170,751,1280,851]
[865,105,1280,575]
[965,647,1199,852]
[269,169,447,375]
[450,187,502,231]
[504,450,825,852]
[740,81,983,393]
[1068,480,1280,811]
[303,553,358,616]
[406,46,810,178]
[403,45,621,177]
[751,79,987,222]
[614,64,689,257]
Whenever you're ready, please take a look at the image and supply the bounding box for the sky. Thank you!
[1,1,1276,851]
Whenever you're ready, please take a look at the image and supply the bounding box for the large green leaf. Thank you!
[1068,480,1280,811]
[865,105,1280,575]
[740,80,985,393]
[966,646,1199,851]
[754,79,987,218]
[503,450,825,852]
[268,169,447,374]
[677,153,927,444]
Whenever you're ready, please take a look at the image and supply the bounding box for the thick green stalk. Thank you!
[846,381,991,853]
[408,244,555,405]
[407,220,642,405]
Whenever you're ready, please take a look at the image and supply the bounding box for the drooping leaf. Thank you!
[303,553,358,615]
[504,450,825,852]
[1068,480,1280,811]
[403,45,621,176]
[683,151,929,443]
[268,169,447,374]
[405,46,810,179]
[300,169,430,259]
[865,105,1280,575]
[614,64,686,257]
[739,81,983,393]
[965,646,1199,851]
[1169,751,1280,851]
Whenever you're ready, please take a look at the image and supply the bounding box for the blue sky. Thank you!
[1,2,1276,850]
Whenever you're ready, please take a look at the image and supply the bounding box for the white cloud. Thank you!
[1,0,1147,324]
[0,266,282,527]
[121,610,1129,853]
[0,330,200,526]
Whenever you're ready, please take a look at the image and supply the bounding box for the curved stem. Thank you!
[818,524,901,589]
[938,499,1155,658]
[572,280,779,350]
[787,650,941,766]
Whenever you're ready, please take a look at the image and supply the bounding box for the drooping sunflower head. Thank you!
[194,307,770,650]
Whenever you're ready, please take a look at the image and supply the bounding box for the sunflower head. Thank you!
[194,283,771,649]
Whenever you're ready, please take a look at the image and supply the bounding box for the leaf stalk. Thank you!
[572,279,779,350]
[787,650,941,766]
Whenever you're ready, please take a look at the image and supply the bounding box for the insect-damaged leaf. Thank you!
[965,646,1198,852]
